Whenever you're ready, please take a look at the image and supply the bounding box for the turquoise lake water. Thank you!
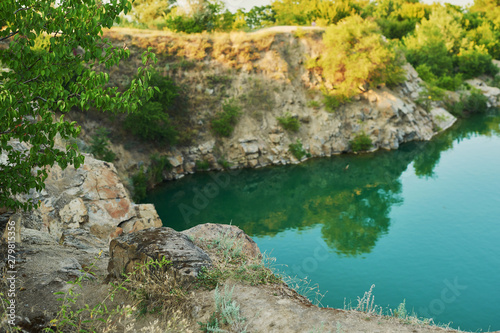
[145,112,500,331]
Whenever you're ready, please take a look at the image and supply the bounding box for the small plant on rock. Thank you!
[350,132,372,152]
[289,139,311,160]
[198,285,247,333]
[196,159,211,171]
[211,99,241,137]
[277,113,300,132]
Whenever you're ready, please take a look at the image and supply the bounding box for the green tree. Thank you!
[130,0,176,26]
[317,15,405,99]
[0,0,156,211]
[272,0,363,26]
[165,0,232,33]
[124,71,181,143]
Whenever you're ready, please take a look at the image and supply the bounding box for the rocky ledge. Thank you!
[7,153,163,241]
[148,64,464,181]
[1,221,470,333]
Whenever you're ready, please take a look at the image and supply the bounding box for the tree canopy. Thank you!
[0,0,156,211]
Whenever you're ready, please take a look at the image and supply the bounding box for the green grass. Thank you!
[277,113,300,132]
[350,132,372,152]
[211,99,241,137]
[289,139,311,160]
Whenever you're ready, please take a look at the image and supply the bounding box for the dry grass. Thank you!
[193,230,282,290]
[102,27,279,72]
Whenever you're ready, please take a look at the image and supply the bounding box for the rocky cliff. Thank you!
[2,144,162,241]
[71,27,478,184]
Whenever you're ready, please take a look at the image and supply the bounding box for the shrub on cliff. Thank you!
[350,132,373,152]
[277,113,300,132]
[211,99,241,137]
[124,72,180,144]
[316,15,405,100]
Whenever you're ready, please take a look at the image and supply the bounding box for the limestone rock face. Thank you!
[60,228,108,251]
[183,223,261,259]
[107,227,212,285]
[19,154,162,240]
[145,63,459,180]
[430,107,457,132]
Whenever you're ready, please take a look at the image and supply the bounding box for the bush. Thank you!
[149,154,172,184]
[350,132,372,152]
[124,102,178,143]
[463,89,489,114]
[124,71,182,144]
[89,127,116,162]
[196,159,211,171]
[131,167,148,202]
[376,18,417,40]
[456,45,499,79]
[211,99,241,137]
[415,64,463,90]
[317,15,405,100]
[277,113,300,132]
[217,158,232,169]
[416,83,446,111]
[289,139,310,160]
[130,154,172,202]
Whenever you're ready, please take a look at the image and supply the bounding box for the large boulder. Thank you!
[183,223,262,259]
[19,153,162,240]
[107,227,212,285]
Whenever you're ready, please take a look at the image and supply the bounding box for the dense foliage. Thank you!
[0,0,155,210]
[314,15,405,100]
[124,71,181,144]
[121,0,500,102]
[211,99,241,137]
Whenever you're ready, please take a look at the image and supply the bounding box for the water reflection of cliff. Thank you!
[148,111,500,257]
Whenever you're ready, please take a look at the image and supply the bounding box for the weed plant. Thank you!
[211,99,241,137]
[196,159,211,171]
[288,139,311,160]
[277,113,300,132]
[350,132,372,152]
[199,285,247,333]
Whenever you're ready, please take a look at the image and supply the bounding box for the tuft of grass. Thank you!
[293,27,306,38]
[288,139,311,160]
[277,113,300,132]
[211,99,241,137]
[194,230,281,290]
[198,285,247,333]
[350,131,372,152]
[353,284,381,315]
[43,254,192,333]
[323,94,344,112]
[196,159,211,171]
[217,158,232,170]
[307,100,321,109]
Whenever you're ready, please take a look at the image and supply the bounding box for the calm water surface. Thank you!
[145,113,500,331]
